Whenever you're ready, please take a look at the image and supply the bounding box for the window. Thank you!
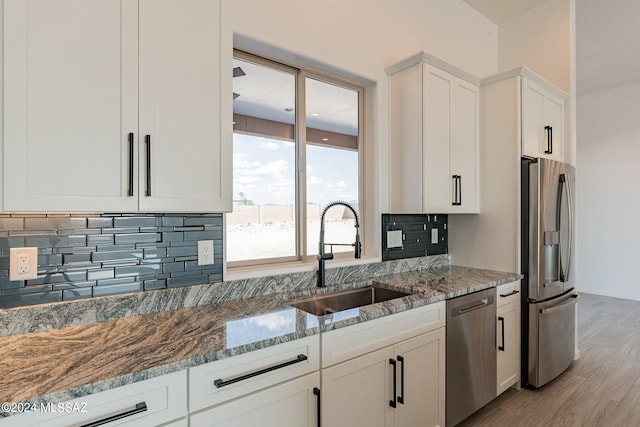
[227,51,363,266]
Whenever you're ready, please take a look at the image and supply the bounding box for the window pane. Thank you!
[305,77,360,256]
[227,58,297,262]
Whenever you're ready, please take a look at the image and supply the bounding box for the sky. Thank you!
[233,133,359,206]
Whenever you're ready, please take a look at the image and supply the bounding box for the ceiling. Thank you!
[463,0,551,24]
[464,0,640,96]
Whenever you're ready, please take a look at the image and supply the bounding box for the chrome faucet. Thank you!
[317,201,361,287]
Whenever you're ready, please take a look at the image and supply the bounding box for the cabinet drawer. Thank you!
[1,371,187,427]
[497,281,521,307]
[189,335,320,412]
[189,372,320,427]
[322,301,445,368]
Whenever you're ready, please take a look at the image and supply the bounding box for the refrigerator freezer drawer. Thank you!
[528,292,577,387]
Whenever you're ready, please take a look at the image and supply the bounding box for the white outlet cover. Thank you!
[9,247,38,281]
[431,228,439,244]
[387,230,403,249]
[197,240,215,266]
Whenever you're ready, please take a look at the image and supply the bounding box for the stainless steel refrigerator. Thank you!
[521,157,577,388]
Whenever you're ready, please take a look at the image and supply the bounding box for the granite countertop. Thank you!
[0,263,520,412]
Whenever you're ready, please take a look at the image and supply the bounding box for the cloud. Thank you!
[255,159,289,176]
[307,175,322,185]
[259,141,283,151]
[335,180,348,188]
[243,311,295,331]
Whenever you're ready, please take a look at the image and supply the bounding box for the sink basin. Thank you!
[290,285,411,316]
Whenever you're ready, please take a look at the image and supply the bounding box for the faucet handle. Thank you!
[318,252,334,261]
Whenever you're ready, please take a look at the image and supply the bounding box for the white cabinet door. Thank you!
[522,79,564,162]
[422,64,453,212]
[3,0,139,212]
[450,78,479,213]
[497,301,519,395]
[393,328,446,427]
[322,327,446,427]
[189,372,320,427]
[322,346,394,427]
[138,0,231,212]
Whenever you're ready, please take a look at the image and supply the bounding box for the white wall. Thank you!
[498,0,571,92]
[231,0,498,257]
[497,0,576,167]
[577,81,640,300]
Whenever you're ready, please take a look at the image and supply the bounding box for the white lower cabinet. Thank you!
[190,372,320,427]
[322,328,445,427]
[496,281,521,395]
[321,345,393,427]
[0,371,187,427]
[321,302,446,427]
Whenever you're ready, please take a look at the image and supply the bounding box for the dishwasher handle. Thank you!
[449,293,495,318]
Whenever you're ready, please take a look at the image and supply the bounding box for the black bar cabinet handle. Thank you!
[80,402,147,427]
[498,316,505,351]
[397,355,405,405]
[457,175,462,205]
[452,175,457,206]
[145,135,152,196]
[389,358,397,408]
[499,290,520,298]
[214,354,308,388]
[544,125,553,154]
[313,387,321,427]
[127,133,134,197]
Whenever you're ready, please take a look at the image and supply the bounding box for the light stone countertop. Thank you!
[0,261,520,416]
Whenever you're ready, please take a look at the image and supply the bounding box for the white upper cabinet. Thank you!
[4,0,139,212]
[388,53,480,214]
[2,0,231,212]
[138,0,231,212]
[522,78,565,162]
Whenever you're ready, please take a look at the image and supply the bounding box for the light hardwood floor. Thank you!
[458,292,640,426]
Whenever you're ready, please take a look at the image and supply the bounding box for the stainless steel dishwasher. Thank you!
[446,288,496,426]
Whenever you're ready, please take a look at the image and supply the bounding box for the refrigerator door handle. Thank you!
[540,294,577,315]
[557,174,573,283]
[564,174,573,282]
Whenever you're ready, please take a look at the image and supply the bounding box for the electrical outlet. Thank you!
[10,247,38,281]
[197,240,214,266]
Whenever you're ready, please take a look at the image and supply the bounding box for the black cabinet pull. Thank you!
[452,175,462,206]
[499,289,520,298]
[389,358,397,408]
[214,354,308,388]
[498,316,505,351]
[544,125,553,154]
[127,133,134,197]
[397,355,405,405]
[80,402,147,427]
[145,135,152,196]
[313,387,321,427]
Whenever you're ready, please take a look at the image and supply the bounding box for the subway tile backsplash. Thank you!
[0,213,223,308]
[381,213,448,261]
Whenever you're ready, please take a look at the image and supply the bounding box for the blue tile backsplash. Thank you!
[0,213,223,308]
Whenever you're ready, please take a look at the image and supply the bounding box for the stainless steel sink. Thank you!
[290,285,411,316]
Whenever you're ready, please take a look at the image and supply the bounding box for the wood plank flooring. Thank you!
[458,292,640,426]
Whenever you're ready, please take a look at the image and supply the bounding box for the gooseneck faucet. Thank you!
[317,201,361,287]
